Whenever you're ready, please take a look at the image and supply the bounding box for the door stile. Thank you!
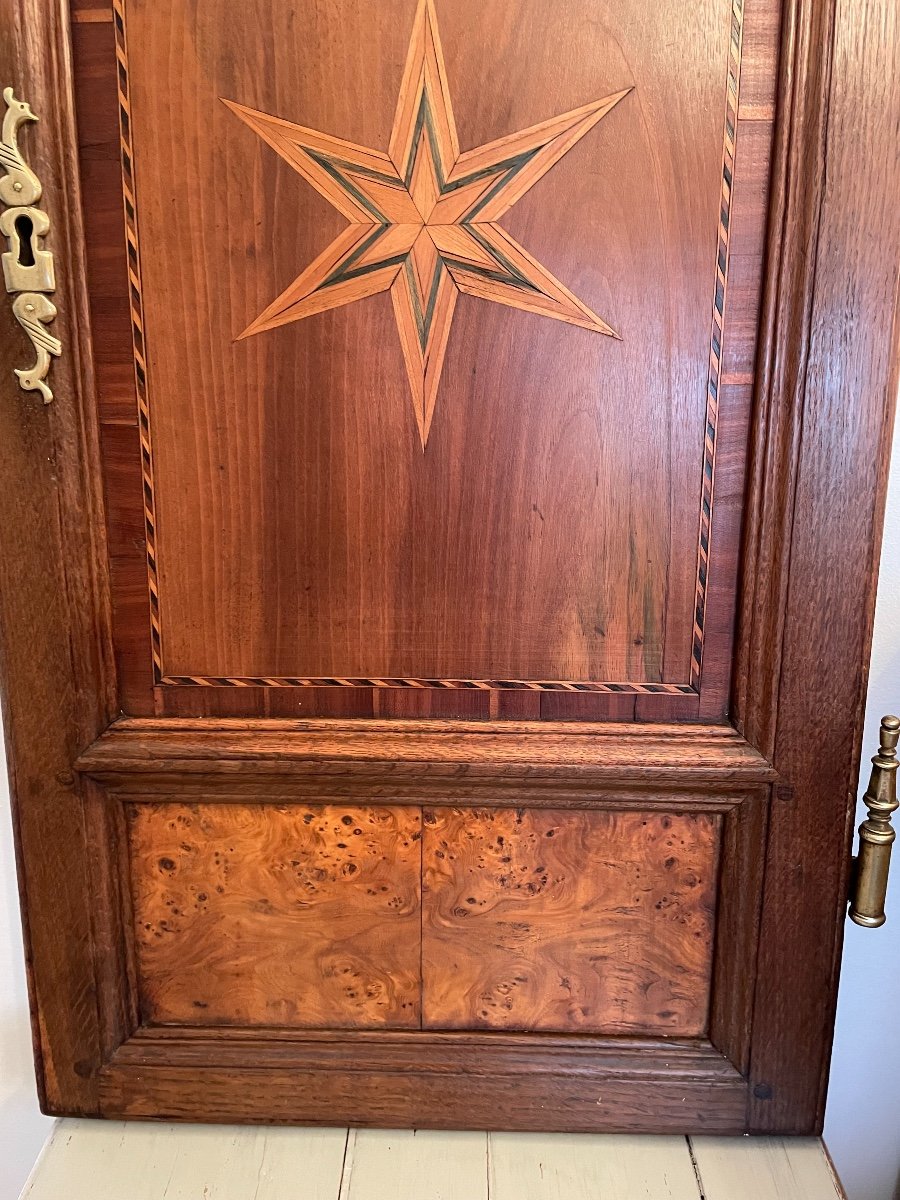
[734,0,900,1132]
[0,0,117,1114]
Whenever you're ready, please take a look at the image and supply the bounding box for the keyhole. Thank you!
[14,213,35,267]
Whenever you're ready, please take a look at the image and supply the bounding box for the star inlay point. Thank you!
[226,0,631,448]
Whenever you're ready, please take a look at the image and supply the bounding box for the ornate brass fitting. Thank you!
[1,87,59,403]
[849,715,899,927]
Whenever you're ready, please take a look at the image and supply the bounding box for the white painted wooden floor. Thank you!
[20,1121,845,1200]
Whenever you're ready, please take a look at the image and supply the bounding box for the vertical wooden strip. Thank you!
[111,0,162,685]
[709,793,769,1074]
[697,384,753,720]
[691,0,746,691]
[739,0,900,1131]
[0,0,117,1114]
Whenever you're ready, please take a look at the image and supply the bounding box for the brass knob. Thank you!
[849,715,899,927]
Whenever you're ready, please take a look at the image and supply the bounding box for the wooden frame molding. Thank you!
[73,768,767,1130]
[0,0,896,1135]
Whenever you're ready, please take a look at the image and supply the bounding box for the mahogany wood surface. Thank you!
[0,0,895,1139]
[69,0,778,718]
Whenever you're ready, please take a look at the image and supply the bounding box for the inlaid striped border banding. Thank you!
[113,0,744,696]
[159,674,699,694]
[114,0,163,683]
[691,0,744,690]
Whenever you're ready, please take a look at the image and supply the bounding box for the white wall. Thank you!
[0,718,53,1200]
[825,431,900,1200]
[0,439,897,1200]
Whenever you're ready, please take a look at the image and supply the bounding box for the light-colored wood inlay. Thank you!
[422,808,719,1034]
[226,0,627,448]
[128,803,422,1028]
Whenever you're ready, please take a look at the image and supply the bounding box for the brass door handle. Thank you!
[848,715,899,927]
[1,87,59,403]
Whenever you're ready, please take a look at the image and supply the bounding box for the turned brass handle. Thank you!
[1,87,59,403]
[848,715,899,927]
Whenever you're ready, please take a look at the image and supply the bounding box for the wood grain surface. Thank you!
[422,809,719,1033]
[127,803,422,1027]
[67,0,778,714]
[0,0,118,1115]
[737,0,900,1132]
[1,0,893,1141]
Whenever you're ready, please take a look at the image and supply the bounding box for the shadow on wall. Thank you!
[1,749,55,1199]
[826,438,900,1200]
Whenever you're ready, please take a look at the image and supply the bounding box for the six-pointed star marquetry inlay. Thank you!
[224,0,630,448]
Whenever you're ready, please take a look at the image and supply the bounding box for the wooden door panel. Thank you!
[421,808,719,1035]
[128,802,422,1028]
[69,0,777,717]
[4,0,895,1142]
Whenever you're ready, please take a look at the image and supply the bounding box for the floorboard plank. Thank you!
[690,1137,844,1199]
[22,1120,348,1200]
[340,1130,489,1200]
[488,1132,702,1199]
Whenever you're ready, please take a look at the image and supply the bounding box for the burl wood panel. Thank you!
[127,804,421,1028]
[422,809,719,1034]
[115,0,735,686]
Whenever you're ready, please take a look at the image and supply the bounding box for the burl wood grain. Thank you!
[422,809,719,1034]
[127,804,421,1028]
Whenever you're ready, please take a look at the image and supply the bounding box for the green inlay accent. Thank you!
[444,258,538,293]
[442,146,545,224]
[335,252,409,286]
[320,226,402,289]
[307,150,389,223]
[463,226,539,291]
[403,255,446,351]
[403,92,447,191]
[319,155,407,189]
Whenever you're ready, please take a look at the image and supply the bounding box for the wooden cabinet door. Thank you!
[0,0,896,1133]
